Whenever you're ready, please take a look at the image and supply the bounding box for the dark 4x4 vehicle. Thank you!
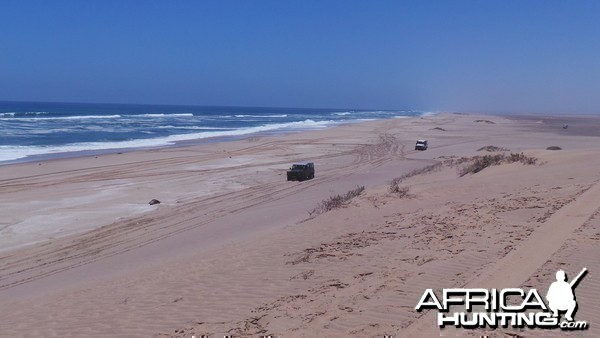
[287,162,315,181]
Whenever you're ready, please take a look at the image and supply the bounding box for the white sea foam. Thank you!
[162,119,335,142]
[23,111,50,115]
[133,113,194,117]
[0,115,122,121]
[0,119,337,162]
[234,114,288,118]
[333,112,352,116]
[0,111,49,116]
[26,128,78,134]
[156,125,237,130]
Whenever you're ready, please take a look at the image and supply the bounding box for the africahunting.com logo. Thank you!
[415,268,589,330]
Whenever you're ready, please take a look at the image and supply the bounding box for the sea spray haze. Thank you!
[0,101,421,163]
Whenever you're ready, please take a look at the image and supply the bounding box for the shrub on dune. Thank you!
[309,185,365,217]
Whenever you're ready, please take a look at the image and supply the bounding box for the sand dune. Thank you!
[0,113,598,337]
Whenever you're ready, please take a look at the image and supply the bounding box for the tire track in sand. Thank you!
[0,131,406,291]
[404,180,600,336]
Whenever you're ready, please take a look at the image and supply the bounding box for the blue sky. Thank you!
[1,1,599,113]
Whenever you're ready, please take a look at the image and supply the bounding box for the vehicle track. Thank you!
[0,126,507,292]
[0,131,407,291]
[403,181,600,336]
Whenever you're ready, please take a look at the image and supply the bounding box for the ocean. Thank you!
[0,101,422,163]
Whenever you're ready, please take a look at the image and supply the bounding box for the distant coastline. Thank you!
[0,101,425,164]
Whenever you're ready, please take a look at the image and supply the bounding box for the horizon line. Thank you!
[0,99,413,113]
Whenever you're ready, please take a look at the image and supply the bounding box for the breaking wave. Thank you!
[234,114,288,118]
[0,115,122,121]
[0,119,337,162]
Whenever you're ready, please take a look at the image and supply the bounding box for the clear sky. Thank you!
[1,1,599,113]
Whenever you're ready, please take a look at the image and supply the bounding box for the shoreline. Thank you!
[0,116,418,254]
[1,111,596,262]
[5,110,597,167]
[1,112,599,336]
[0,115,414,166]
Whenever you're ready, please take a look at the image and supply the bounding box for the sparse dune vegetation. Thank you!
[308,186,365,217]
[456,153,538,177]
[389,163,442,195]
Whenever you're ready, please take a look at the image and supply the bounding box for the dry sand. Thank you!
[0,113,598,337]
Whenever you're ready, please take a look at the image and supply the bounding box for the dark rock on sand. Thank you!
[149,199,161,205]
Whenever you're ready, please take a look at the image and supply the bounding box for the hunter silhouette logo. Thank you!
[415,267,589,330]
[546,267,587,322]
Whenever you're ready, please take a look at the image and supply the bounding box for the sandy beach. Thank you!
[0,113,599,337]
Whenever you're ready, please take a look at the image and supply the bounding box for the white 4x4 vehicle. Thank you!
[415,139,428,151]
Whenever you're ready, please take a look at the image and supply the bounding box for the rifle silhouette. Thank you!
[570,267,588,288]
